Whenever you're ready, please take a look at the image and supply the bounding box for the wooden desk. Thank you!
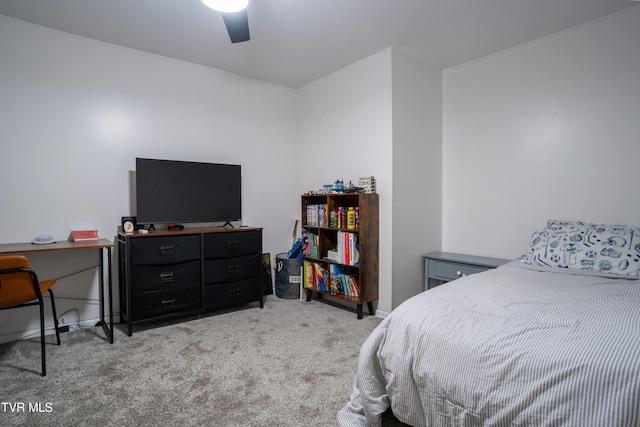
[0,238,115,343]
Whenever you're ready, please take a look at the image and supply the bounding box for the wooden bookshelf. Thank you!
[301,192,379,319]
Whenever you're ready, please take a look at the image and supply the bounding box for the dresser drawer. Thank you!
[431,260,488,281]
[204,277,261,310]
[204,254,260,284]
[130,235,201,265]
[130,286,202,321]
[130,260,201,294]
[203,231,260,258]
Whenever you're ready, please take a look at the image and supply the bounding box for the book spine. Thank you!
[345,232,350,266]
[349,276,360,297]
[343,273,350,296]
[323,204,328,227]
[303,260,315,289]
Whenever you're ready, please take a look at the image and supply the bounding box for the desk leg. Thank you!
[99,247,114,343]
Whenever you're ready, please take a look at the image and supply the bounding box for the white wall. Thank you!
[297,49,394,314]
[391,50,442,308]
[4,4,637,341]
[442,6,640,260]
[0,15,298,343]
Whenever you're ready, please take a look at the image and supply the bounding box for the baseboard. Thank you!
[375,308,391,319]
[0,315,119,345]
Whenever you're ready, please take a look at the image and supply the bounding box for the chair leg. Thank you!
[38,298,46,377]
[47,289,61,345]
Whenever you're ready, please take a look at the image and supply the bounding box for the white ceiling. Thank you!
[0,0,636,88]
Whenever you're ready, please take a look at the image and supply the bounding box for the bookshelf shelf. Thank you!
[301,192,379,319]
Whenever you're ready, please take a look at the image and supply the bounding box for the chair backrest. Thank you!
[0,255,41,309]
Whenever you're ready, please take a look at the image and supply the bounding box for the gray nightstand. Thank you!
[423,252,511,291]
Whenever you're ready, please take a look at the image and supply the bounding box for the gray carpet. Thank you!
[0,295,402,426]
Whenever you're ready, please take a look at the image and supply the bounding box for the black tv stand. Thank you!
[222,221,234,228]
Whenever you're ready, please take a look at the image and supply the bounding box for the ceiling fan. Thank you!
[202,0,250,43]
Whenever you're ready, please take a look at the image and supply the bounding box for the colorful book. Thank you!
[303,260,315,289]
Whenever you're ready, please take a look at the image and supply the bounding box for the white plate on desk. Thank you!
[31,235,57,245]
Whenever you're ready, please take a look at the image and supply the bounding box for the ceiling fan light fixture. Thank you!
[201,0,249,13]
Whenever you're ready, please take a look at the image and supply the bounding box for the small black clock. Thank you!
[121,216,137,233]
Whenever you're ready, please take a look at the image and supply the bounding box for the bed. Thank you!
[337,220,640,427]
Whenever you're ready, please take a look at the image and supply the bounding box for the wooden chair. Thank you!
[0,255,61,376]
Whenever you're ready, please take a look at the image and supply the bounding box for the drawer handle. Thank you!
[456,270,467,277]
[162,298,176,308]
[160,272,174,283]
[160,244,175,256]
[227,240,239,249]
[227,264,240,274]
[228,288,241,298]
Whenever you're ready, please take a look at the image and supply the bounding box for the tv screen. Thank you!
[135,158,241,225]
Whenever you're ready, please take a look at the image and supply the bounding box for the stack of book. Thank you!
[303,260,329,292]
[305,204,328,227]
[303,261,361,297]
[337,231,359,265]
[302,230,319,258]
[329,264,360,297]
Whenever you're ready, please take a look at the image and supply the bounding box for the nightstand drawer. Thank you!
[423,252,511,291]
[432,260,487,281]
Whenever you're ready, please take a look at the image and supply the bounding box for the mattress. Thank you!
[337,261,640,427]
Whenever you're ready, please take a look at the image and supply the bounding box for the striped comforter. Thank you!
[337,261,640,427]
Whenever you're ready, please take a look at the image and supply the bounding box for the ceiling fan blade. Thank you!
[222,9,250,43]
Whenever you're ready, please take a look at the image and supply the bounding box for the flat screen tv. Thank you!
[135,158,241,225]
